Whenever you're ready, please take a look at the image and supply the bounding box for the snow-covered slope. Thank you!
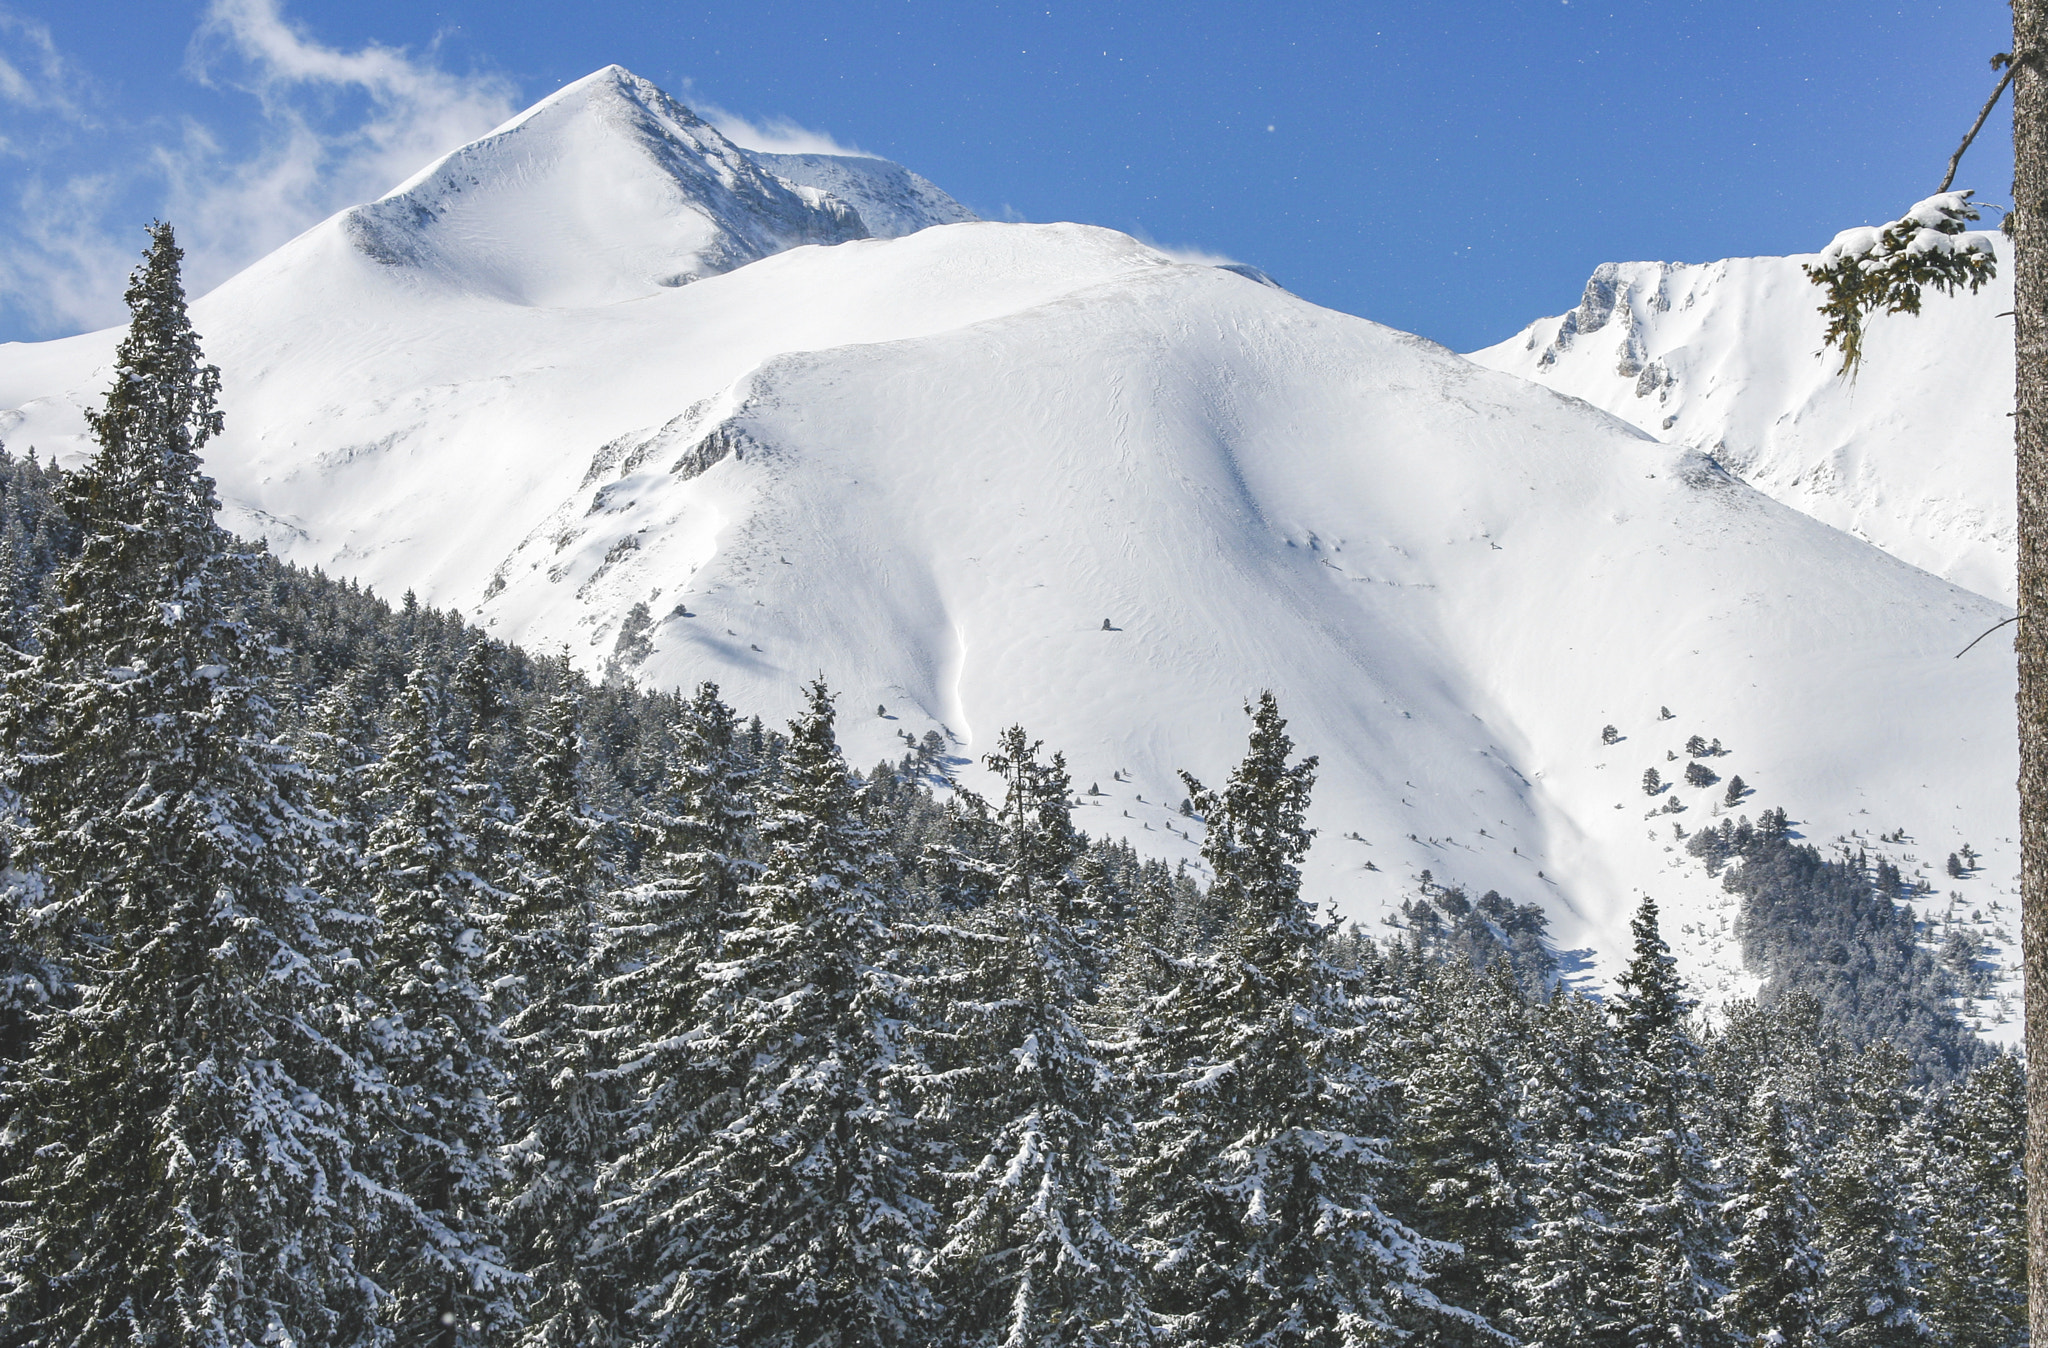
[1469,241,2015,604]
[0,71,2017,1012]
[746,151,979,238]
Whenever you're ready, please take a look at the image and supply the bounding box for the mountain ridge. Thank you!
[1469,240,2015,604]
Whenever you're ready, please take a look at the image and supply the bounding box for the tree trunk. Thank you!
[2017,5,2048,1345]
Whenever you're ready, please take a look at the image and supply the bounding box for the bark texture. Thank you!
[2018,5,2048,1345]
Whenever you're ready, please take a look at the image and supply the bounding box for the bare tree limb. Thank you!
[1940,53,2021,193]
[1955,612,2021,657]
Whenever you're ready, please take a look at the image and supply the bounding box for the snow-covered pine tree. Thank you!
[493,687,623,1347]
[1125,692,1450,1346]
[925,726,1149,1347]
[1914,1052,2026,1348]
[1504,989,1635,1348]
[594,681,760,1341]
[1720,1091,1824,1348]
[449,637,515,888]
[654,681,936,1346]
[0,223,387,1345]
[0,790,62,1077]
[363,667,522,1345]
[1397,960,1530,1345]
[296,672,378,917]
[1609,896,1731,1348]
[1817,1044,1930,1348]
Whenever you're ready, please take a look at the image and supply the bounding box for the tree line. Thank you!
[0,225,2024,1347]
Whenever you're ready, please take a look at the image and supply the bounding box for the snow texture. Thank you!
[0,68,2017,1015]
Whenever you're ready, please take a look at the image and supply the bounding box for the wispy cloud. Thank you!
[191,0,519,206]
[0,2,886,340]
[0,11,89,123]
[0,0,518,338]
[685,88,874,159]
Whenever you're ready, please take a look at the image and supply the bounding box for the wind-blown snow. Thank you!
[1469,239,2015,605]
[0,69,2017,1017]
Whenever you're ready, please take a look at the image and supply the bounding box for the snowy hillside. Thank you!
[1469,238,2015,604]
[0,69,2017,1009]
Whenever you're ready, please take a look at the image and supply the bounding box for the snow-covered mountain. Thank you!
[1469,240,2015,604]
[337,65,974,307]
[0,68,2018,1011]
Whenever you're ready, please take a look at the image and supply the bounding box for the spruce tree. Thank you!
[653,681,936,1346]
[1721,1092,1824,1348]
[1610,897,1730,1348]
[362,667,521,1345]
[1915,1053,2026,1348]
[1506,990,1635,1348]
[926,726,1149,1347]
[1398,961,1529,1345]
[595,682,760,1342]
[0,223,386,1345]
[1125,692,1450,1345]
[1818,1045,1930,1348]
[491,684,622,1347]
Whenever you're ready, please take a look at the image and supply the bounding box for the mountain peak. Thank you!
[339,65,970,308]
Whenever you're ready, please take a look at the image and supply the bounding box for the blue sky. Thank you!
[0,0,2016,350]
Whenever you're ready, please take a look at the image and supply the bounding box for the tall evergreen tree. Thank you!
[655,681,936,1346]
[1915,1052,2027,1348]
[0,223,387,1346]
[1398,961,1529,1346]
[926,726,1150,1347]
[362,667,521,1345]
[1818,1045,1930,1348]
[595,681,760,1343]
[1721,1092,1824,1348]
[1125,692,1451,1346]
[1610,896,1730,1348]
[493,688,622,1347]
[1506,990,1635,1348]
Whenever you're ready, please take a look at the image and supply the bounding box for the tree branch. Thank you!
[1940,54,2022,193]
[1957,613,2021,658]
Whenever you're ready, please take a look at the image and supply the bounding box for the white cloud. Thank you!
[684,89,875,159]
[0,11,89,121]
[0,1,882,339]
[191,0,518,205]
[0,0,518,337]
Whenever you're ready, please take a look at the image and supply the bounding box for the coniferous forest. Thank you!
[0,228,2025,1347]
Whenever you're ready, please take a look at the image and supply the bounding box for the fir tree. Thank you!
[1818,1045,1930,1348]
[1610,897,1730,1348]
[1506,990,1635,1348]
[594,682,761,1343]
[0,223,387,1345]
[1721,1092,1824,1348]
[362,667,521,1345]
[1125,692,1450,1346]
[494,688,622,1347]
[925,726,1149,1347]
[1398,961,1529,1346]
[1914,1053,2026,1348]
[655,681,936,1346]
